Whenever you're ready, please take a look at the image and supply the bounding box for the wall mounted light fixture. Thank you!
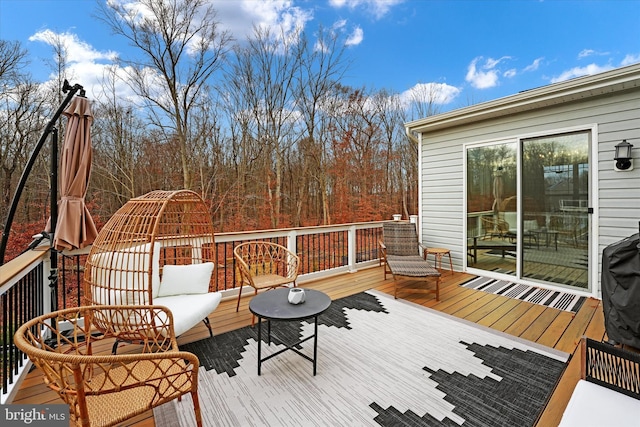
[614,140,634,171]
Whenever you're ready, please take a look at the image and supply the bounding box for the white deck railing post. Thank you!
[348,224,357,272]
[287,229,297,258]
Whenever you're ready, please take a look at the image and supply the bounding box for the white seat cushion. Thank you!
[89,242,161,304]
[158,262,214,297]
[154,292,222,337]
[559,379,640,426]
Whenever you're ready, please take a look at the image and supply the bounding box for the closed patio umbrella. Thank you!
[52,96,97,250]
[492,167,504,215]
[490,167,505,235]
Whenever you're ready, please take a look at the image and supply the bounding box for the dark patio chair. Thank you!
[379,222,441,300]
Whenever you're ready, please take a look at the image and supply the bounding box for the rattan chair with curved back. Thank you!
[83,190,222,345]
[234,241,300,324]
[13,305,203,427]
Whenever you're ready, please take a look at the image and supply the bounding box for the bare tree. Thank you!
[97,0,232,190]
[0,40,28,85]
[0,81,49,224]
[219,78,263,230]
[0,41,47,226]
[294,26,348,226]
[407,82,444,121]
[327,85,388,221]
[36,31,75,110]
[375,90,408,216]
[228,25,304,228]
[91,66,148,213]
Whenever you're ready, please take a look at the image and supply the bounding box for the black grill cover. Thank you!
[601,233,640,348]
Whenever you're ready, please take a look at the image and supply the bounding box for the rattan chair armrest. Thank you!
[91,305,180,351]
[77,351,199,397]
[65,348,198,365]
[233,251,254,286]
[285,252,300,280]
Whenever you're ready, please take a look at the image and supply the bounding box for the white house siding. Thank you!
[416,82,640,298]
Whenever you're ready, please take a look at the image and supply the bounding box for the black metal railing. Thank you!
[1,259,44,399]
[58,252,86,309]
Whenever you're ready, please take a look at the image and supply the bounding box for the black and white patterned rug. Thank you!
[154,290,568,426]
[461,275,586,313]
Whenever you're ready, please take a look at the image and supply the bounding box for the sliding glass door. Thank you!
[466,131,590,291]
[521,132,590,289]
[466,142,518,275]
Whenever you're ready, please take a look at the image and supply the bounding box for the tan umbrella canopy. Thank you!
[52,96,97,250]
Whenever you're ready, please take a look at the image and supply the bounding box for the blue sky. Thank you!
[1,0,639,114]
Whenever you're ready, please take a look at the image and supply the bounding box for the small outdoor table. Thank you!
[249,288,331,376]
[424,247,453,275]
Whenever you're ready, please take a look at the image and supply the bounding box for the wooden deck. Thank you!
[11,264,604,427]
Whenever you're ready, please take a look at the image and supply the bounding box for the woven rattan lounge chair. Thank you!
[234,241,300,324]
[13,305,203,427]
[83,190,222,347]
[379,221,441,300]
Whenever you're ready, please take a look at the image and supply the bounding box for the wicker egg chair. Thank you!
[83,190,222,342]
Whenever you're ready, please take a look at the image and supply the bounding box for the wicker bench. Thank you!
[559,337,640,426]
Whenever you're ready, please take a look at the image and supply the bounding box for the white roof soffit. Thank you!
[406,63,640,134]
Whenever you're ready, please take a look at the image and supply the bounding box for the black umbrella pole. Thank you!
[49,127,59,312]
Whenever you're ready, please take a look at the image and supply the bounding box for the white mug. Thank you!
[288,288,305,304]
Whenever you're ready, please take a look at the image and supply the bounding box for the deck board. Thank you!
[10,264,605,427]
[475,297,521,327]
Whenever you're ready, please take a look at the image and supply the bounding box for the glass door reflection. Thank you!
[466,143,517,275]
[521,132,590,290]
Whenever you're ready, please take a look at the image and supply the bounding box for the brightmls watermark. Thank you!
[1,404,68,426]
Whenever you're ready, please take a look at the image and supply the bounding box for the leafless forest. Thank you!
[1,0,445,260]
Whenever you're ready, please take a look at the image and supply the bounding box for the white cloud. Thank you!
[578,49,609,59]
[550,63,615,83]
[503,69,517,78]
[235,0,313,40]
[621,54,640,66]
[28,30,129,101]
[26,2,319,104]
[523,57,544,72]
[345,26,364,46]
[29,30,117,64]
[465,57,500,89]
[551,54,640,83]
[106,0,313,44]
[484,56,510,69]
[578,49,596,59]
[328,0,405,19]
[333,19,348,31]
[400,82,461,107]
